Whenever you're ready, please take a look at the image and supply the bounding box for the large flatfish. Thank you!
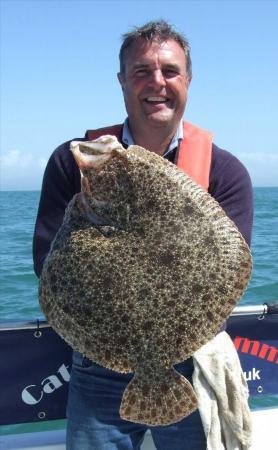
[39,135,252,426]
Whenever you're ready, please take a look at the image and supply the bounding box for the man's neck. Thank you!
[129,122,179,156]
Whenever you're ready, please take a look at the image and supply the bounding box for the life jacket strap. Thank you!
[178,121,212,191]
[86,125,122,141]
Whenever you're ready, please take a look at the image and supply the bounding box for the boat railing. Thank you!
[1,302,278,331]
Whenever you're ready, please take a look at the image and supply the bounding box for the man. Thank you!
[33,20,253,450]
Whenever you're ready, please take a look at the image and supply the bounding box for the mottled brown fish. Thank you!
[39,135,252,426]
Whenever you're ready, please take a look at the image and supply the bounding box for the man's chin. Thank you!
[146,111,176,127]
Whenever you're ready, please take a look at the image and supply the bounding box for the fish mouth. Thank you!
[70,135,123,171]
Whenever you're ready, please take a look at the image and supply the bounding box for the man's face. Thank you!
[118,38,191,132]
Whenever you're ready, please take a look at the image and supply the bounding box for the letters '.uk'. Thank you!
[243,367,261,382]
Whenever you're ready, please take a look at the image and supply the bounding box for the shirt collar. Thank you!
[122,118,183,155]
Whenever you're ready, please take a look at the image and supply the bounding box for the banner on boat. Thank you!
[227,313,278,396]
[0,312,277,425]
[0,324,72,426]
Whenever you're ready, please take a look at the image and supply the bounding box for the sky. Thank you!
[1,0,277,190]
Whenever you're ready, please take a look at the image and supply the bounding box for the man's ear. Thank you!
[186,74,192,88]
[117,72,126,92]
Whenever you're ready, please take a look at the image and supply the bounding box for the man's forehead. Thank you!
[125,38,186,64]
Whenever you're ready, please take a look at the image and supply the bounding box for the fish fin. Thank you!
[120,368,198,426]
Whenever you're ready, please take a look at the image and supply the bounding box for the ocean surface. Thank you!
[0,188,278,435]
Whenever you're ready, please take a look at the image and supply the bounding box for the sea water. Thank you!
[0,188,277,435]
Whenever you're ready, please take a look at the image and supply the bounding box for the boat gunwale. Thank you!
[1,302,277,331]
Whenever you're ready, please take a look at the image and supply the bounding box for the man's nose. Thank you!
[149,70,166,88]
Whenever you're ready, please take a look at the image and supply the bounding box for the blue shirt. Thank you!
[122,119,183,160]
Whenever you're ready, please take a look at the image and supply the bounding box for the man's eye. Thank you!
[135,69,149,77]
[163,69,178,78]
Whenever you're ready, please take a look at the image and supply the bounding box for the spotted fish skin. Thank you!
[39,136,252,426]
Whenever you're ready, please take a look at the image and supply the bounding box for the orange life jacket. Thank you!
[86,121,212,191]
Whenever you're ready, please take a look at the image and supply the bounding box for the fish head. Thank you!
[70,135,133,227]
[70,135,122,173]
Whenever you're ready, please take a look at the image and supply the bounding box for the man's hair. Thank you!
[119,20,192,79]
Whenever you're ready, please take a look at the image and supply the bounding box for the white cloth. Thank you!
[192,331,252,450]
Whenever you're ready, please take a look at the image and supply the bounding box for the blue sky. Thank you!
[1,0,277,190]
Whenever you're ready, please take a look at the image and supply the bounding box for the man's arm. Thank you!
[209,145,253,247]
[32,140,81,277]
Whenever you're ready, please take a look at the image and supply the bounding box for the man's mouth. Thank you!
[144,96,169,104]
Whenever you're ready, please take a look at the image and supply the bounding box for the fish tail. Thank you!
[119,368,198,426]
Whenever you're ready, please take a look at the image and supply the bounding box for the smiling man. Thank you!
[117,37,191,155]
[33,20,253,450]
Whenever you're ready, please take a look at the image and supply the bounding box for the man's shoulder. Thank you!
[210,142,252,196]
[211,143,249,175]
[51,136,86,160]
[85,123,123,140]
[212,142,237,163]
[52,123,124,158]
[44,137,86,182]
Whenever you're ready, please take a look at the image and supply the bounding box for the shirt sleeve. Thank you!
[32,140,81,277]
[208,144,253,247]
